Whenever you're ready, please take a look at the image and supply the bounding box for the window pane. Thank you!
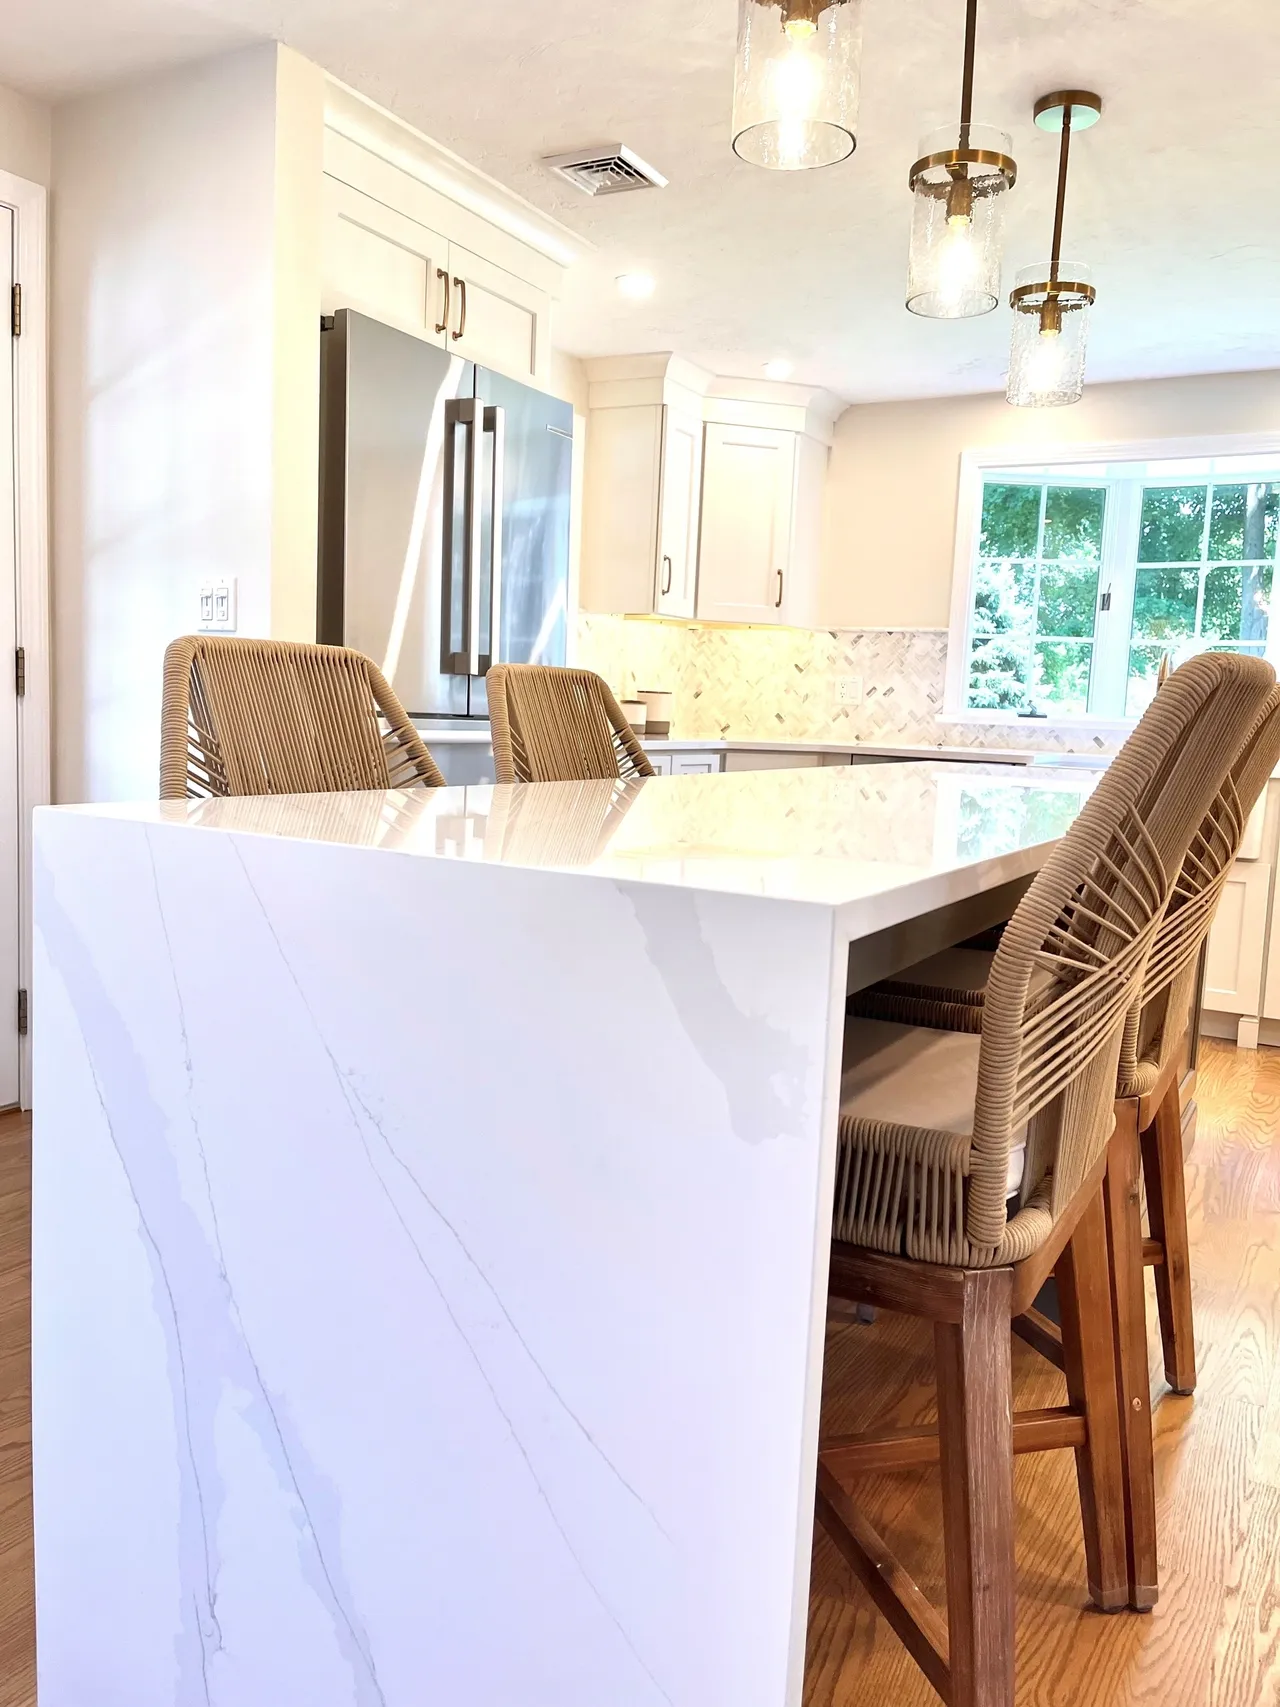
[1138,486,1206,562]
[1034,641,1093,715]
[1043,486,1106,561]
[1130,562,1199,640]
[1037,562,1100,638]
[1207,480,1280,563]
[979,483,1040,558]
[1202,561,1272,643]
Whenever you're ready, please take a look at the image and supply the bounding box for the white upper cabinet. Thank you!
[656,406,703,618]
[697,424,796,624]
[320,91,578,388]
[695,421,828,627]
[443,243,547,380]
[580,357,712,616]
[580,361,836,624]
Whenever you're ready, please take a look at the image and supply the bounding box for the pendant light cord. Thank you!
[958,0,978,149]
[1049,104,1073,283]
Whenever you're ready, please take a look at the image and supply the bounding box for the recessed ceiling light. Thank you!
[763,358,794,381]
[616,272,655,301]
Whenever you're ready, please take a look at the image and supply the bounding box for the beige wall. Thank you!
[51,44,323,803]
[822,369,1280,630]
[0,81,51,186]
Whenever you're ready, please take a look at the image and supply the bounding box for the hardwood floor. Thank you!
[808,1040,1280,1707]
[0,1046,1277,1702]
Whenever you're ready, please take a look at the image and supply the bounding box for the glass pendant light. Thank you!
[1007,90,1102,408]
[732,0,864,171]
[906,0,1016,318]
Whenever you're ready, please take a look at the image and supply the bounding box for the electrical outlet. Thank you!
[198,577,238,633]
[838,676,863,706]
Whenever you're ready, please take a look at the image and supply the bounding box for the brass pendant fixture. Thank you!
[732,0,864,171]
[906,0,1016,318]
[1006,90,1102,408]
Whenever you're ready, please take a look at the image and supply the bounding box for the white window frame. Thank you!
[944,430,1280,727]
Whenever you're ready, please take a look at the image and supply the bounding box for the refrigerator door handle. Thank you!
[442,397,482,676]
[480,405,506,673]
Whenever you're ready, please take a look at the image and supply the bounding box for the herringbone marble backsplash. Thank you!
[575,615,1119,755]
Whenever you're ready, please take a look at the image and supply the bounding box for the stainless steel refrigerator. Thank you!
[319,309,573,719]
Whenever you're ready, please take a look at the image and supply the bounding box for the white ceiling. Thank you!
[3,0,1278,402]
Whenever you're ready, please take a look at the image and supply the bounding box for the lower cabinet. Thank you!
[645,748,725,776]
[1204,858,1271,1016]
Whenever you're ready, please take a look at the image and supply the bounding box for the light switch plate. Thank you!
[838,676,863,706]
[198,577,238,633]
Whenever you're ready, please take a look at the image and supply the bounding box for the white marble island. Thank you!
[32,763,1096,1707]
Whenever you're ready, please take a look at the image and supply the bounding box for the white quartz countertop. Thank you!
[60,762,1099,940]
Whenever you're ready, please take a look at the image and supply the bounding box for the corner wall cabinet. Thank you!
[580,360,836,624]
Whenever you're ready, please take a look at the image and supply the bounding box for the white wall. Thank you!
[0,81,51,186]
[51,44,322,803]
[822,369,1280,630]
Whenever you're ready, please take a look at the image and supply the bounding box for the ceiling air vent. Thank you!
[542,144,668,197]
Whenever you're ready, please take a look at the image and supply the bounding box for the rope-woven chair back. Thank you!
[160,637,445,800]
[1118,685,1280,1092]
[957,651,1276,1262]
[487,664,656,785]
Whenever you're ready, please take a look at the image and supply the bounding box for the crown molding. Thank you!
[323,77,591,270]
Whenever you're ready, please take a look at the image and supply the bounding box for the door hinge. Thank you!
[14,648,24,698]
[17,990,27,1037]
[10,284,19,339]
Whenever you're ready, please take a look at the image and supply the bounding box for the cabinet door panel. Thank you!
[1205,859,1271,1015]
[323,178,447,345]
[697,425,796,624]
[671,754,721,776]
[447,244,548,381]
[656,409,703,618]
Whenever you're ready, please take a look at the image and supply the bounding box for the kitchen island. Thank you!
[32,763,1096,1707]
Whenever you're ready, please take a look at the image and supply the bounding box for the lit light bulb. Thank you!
[770,41,821,166]
[783,16,817,37]
[936,219,980,310]
[1024,324,1067,398]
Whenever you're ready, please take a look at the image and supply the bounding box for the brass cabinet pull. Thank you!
[775,568,784,609]
[453,276,468,342]
[435,268,451,337]
[661,555,673,597]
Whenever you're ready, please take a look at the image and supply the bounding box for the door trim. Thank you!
[0,169,49,1109]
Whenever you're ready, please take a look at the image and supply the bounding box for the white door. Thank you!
[322,178,450,346]
[446,245,549,382]
[696,424,795,624]
[0,208,19,1104]
[656,407,702,618]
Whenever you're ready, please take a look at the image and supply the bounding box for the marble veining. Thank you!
[33,768,1093,1705]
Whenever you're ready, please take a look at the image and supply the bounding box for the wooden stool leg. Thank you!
[1104,1103,1159,1611]
[1055,1188,1129,1611]
[1141,1078,1197,1395]
[934,1268,1016,1707]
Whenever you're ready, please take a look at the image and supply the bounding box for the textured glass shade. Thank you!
[1006,263,1094,408]
[732,0,863,170]
[906,125,1014,318]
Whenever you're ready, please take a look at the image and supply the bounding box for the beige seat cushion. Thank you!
[840,1015,1026,1196]
[884,945,1057,1006]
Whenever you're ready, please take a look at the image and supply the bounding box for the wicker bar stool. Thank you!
[818,653,1275,1707]
[487,664,656,785]
[846,677,1280,1609]
[160,636,444,799]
